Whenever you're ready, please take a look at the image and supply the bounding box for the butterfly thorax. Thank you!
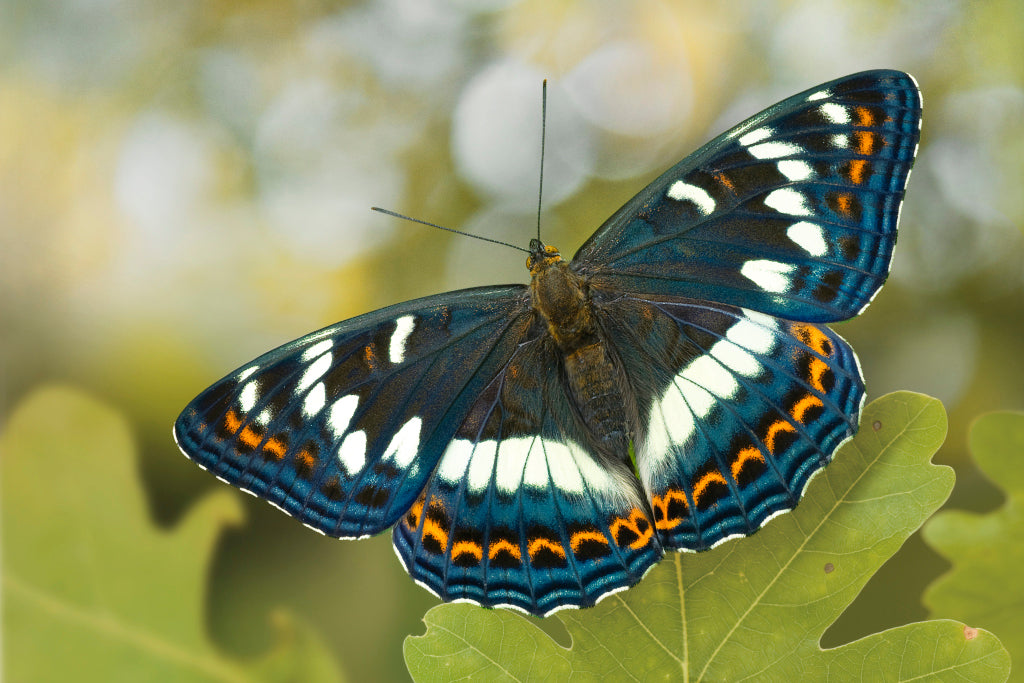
[527,240,633,449]
[527,241,592,349]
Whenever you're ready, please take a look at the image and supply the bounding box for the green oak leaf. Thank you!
[1,386,345,682]
[923,410,1024,671]
[404,392,1010,681]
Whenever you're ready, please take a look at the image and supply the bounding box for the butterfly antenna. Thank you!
[371,207,531,254]
[536,79,548,245]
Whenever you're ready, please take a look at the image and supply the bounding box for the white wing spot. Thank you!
[239,380,259,412]
[831,133,849,149]
[741,307,780,330]
[710,338,762,377]
[741,259,797,293]
[764,188,812,216]
[676,377,716,419]
[467,440,497,493]
[381,416,422,468]
[787,221,828,257]
[303,381,326,417]
[328,394,359,439]
[302,339,333,362]
[819,102,850,124]
[667,181,716,215]
[777,160,814,181]
[338,430,367,476]
[389,315,416,364]
[681,355,739,399]
[532,441,584,493]
[495,436,533,493]
[727,318,776,354]
[297,351,332,391]
[522,438,550,491]
[807,89,831,102]
[738,127,773,146]
[238,366,259,381]
[747,141,802,160]
[662,391,696,441]
[641,379,712,485]
[638,405,671,479]
[437,439,474,485]
[567,441,625,501]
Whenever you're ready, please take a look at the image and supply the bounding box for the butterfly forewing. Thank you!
[393,337,662,616]
[573,70,921,323]
[174,286,533,538]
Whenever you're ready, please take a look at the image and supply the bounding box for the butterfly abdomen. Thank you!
[562,341,633,448]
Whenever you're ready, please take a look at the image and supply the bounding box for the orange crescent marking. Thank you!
[847,158,868,185]
[364,343,377,370]
[295,446,317,468]
[715,171,736,192]
[239,425,264,450]
[692,470,728,505]
[224,408,265,450]
[488,539,522,561]
[528,537,566,560]
[792,323,833,357]
[854,105,875,127]
[731,446,765,481]
[405,499,424,530]
[765,419,796,454]
[854,130,878,156]
[451,540,483,563]
[570,530,609,552]
[791,393,824,424]
[810,326,831,355]
[610,507,654,549]
[224,409,243,435]
[651,489,689,530]
[808,357,830,393]
[422,517,448,551]
[263,436,288,460]
[835,192,854,216]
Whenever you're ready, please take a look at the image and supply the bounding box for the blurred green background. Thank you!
[2,0,1023,680]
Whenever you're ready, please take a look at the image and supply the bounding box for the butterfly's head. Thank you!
[527,239,562,275]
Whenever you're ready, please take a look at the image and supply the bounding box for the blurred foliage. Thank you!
[1,386,345,682]
[405,393,1009,681]
[924,411,1024,671]
[2,0,1024,680]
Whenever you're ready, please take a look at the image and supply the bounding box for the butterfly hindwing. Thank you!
[174,286,534,539]
[393,336,663,615]
[596,293,862,550]
[573,70,921,322]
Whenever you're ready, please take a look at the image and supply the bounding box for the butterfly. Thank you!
[175,70,922,617]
